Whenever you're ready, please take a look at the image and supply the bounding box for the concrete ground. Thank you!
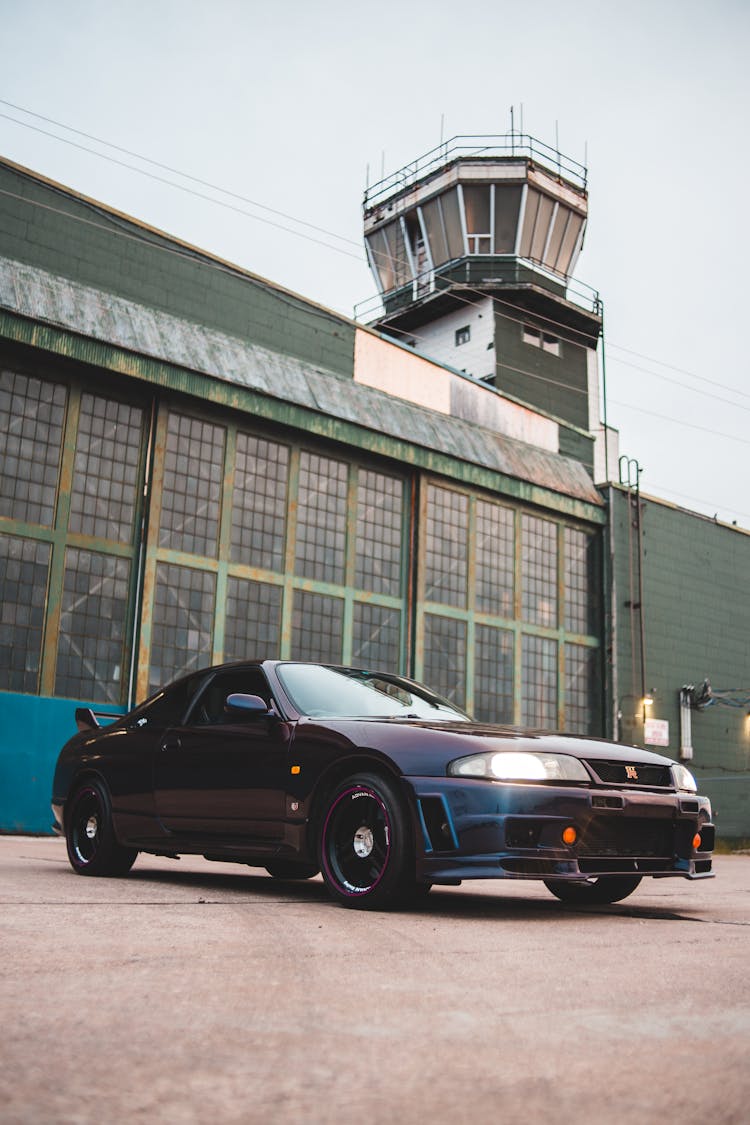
[0,837,748,1125]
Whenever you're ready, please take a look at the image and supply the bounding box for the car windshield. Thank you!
[276,663,469,721]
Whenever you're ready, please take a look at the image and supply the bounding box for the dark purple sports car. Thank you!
[51,661,715,909]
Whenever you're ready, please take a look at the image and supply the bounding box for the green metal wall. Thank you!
[494,309,590,431]
[0,158,355,378]
[609,486,750,838]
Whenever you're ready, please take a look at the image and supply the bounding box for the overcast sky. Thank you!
[3,0,749,527]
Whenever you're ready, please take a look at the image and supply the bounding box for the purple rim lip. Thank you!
[322,786,392,897]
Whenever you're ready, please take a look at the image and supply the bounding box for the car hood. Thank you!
[296,716,676,771]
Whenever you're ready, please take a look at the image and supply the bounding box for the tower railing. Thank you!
[364,134,588,213]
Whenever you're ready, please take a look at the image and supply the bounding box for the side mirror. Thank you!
[224,693,274,719]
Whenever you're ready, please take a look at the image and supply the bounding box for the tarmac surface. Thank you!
[1,837,749,1124]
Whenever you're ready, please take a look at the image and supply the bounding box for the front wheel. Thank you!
[544,875,642,905]
[65,781,138,877]
[319,772,413,909]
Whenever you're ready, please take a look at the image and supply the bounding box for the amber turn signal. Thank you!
[692,833,702,850]
[562,826,577,846]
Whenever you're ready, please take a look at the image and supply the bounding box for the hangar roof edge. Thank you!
[0,254,602,513]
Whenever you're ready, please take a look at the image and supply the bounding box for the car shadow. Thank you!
[124,862,707,923]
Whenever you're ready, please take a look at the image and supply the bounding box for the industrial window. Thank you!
[425,485,468,608]
[0,368,66,526]
[423,613,467,710]
[295,451,348,584]
[136,404,410,700]
[159,412,225,558]
[0,365,146,704]
[224,577,282,662]
[564,642,599,734]
[475,499,514,615]
[149,562,216,696]
[69,394,143,543]
[474,625,514,724]
[352,603,402,669]
[231,434,289,571]
[291,590,344,664]
[0,533,50,693]
[564,527,598,635]
[521,514,558,627]
[455,325,471,347]
[521,634,557,728]
[416,478,600,733]
[55,549,131,702]
[355,469,404,596]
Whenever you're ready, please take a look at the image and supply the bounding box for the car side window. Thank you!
[188,668,272,726]
[128,673,205,729]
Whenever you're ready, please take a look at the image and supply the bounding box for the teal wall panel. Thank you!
[0,693,125,834]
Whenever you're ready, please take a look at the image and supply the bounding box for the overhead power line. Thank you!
[0,108,365,263]
[1,99,748,489]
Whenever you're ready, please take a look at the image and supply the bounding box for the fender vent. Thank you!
[418,796,457,853]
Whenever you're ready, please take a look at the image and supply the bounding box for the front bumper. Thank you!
[406,776,714,884]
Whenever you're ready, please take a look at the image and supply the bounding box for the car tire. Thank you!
[65,781,138,877]
[544,875,642,905]
[264,860,319,880]
[318,772,413,909]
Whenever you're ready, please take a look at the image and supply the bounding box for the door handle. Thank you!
[160,736,181,752]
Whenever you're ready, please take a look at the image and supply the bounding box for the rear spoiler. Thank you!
[74,708,121,732]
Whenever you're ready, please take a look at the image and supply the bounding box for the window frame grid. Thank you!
[137,409,411,700]
[415,477,600,732]
[0,370,149,703]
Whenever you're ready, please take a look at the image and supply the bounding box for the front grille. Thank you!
[587,760,672,788]
[578,816,674,857]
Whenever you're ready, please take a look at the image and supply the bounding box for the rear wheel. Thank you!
[544,875,642,905]
[65,781,138,877]
[319,772,413,909]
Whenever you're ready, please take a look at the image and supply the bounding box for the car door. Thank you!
[152,665,292,844]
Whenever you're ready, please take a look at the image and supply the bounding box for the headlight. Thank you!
[448,751,590,783]
[672,763,698,793]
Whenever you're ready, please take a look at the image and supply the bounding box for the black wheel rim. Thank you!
[322,785,392,897]
[70,788,102,867]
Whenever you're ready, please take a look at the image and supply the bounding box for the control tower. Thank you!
[360,135,605,459]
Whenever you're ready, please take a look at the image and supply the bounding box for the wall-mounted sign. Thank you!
[645,718,670,747]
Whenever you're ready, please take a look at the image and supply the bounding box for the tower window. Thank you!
[522,325,560,357]
[455,325,471,346]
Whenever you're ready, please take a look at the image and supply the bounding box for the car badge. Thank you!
[625,765,639,780]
